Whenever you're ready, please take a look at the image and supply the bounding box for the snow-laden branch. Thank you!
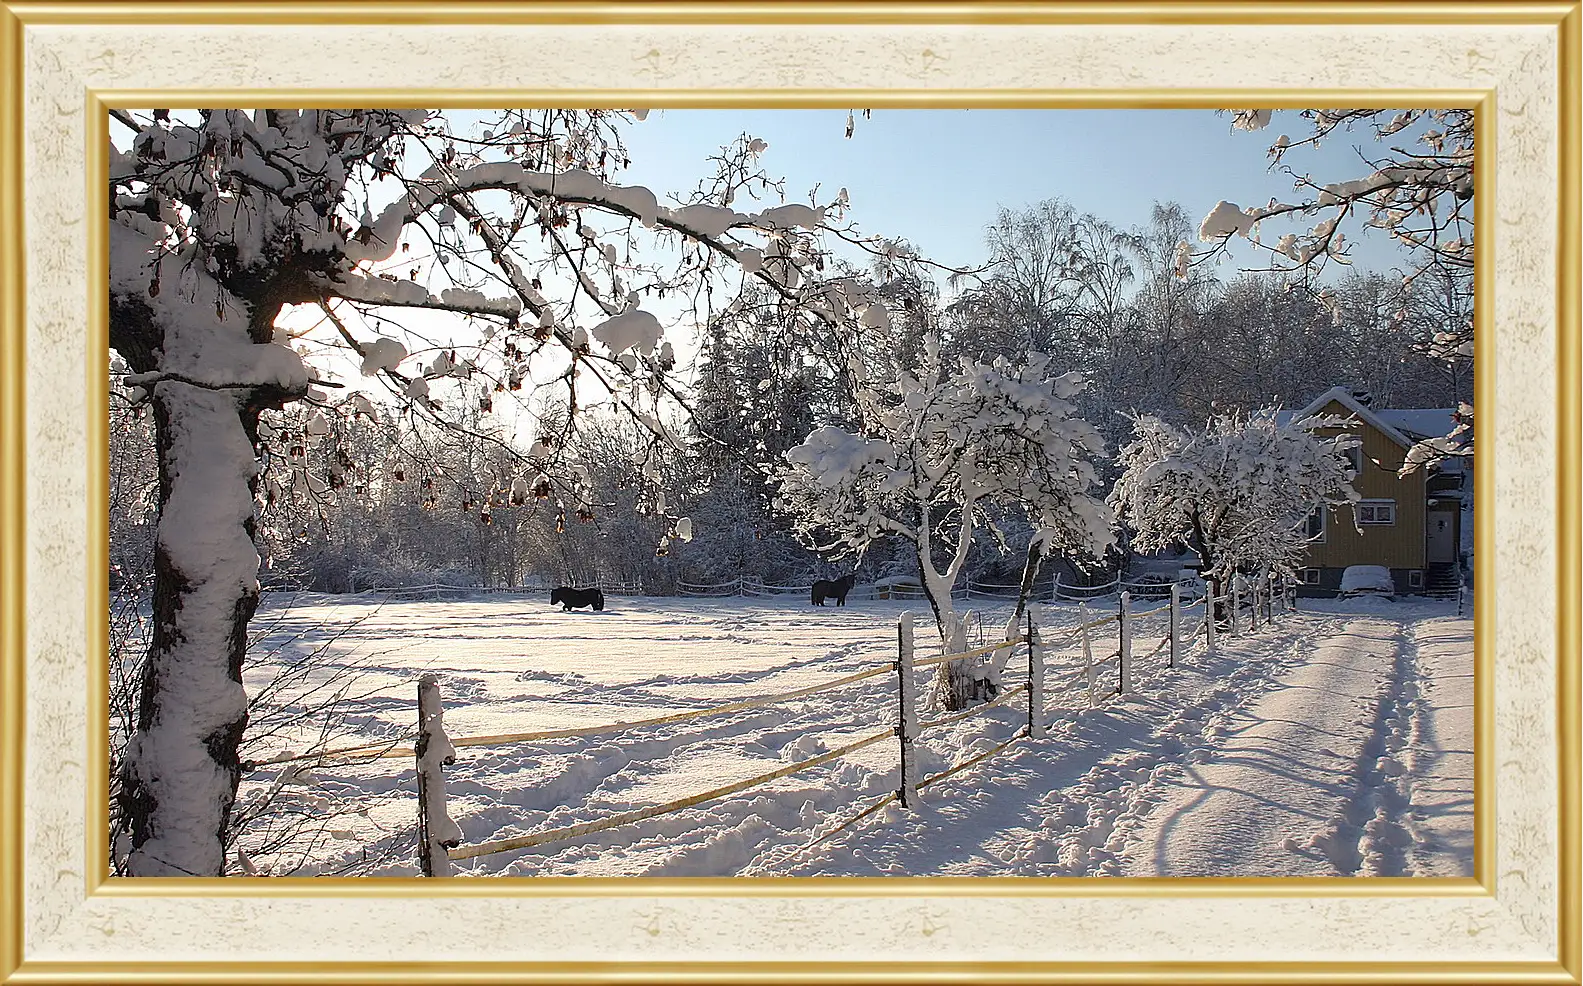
[316,272,523,319]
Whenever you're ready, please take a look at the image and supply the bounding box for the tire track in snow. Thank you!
[1115,616,1405,876]
[1400,616,1474,875]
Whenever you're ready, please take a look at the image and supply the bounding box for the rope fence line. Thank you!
[242,734,418,770]
[448,728,894,861]
[245,663,896,770]
[444,664,893,750]
[911,635,1028,669]
[449,614,1057,862]
[786,722,1034,862]
[673,573,1187,602]
[918,682,1030,732]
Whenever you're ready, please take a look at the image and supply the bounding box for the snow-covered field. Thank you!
[237,591,1473,878]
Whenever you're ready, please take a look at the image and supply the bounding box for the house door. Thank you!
[1426,510,1457,564]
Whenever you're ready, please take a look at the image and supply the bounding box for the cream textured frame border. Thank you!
[0,3,1577,983]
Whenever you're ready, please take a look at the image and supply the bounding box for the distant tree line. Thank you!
[110,197,1466,597]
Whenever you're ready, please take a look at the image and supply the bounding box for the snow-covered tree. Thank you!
[1108,409,1358,584]
[1194,109,1474,467]
[109,107,872,876]
[777,330,1113,709]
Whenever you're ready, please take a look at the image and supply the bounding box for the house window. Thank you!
[1342,446,1363,476]
[1302,568,1322,585]
[1302,507,1326,542]
[1408,570,1424,588]
[1357,499,1396,525]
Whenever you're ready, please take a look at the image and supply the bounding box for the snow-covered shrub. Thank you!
[778,329,1113,709]
[1108,408,1358,582]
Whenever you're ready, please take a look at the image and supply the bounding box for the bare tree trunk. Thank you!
[1011,537,1046,626]
[117,384,262,877]
[912,506,978,713]
[981,537,1048,689]
[1190,508,1224,624]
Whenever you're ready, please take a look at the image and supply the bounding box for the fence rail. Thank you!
[449,729,894,861]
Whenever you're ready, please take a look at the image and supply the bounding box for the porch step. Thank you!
[1423,564,1463,599]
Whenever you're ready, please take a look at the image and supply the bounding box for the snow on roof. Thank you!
[1374,408,1458,441]
[1288,386,1419,449]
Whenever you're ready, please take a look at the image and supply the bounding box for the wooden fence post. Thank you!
[1081,601,1096,705]
[1119,591,1133,694]
[1205,581,1218,655]
[416,675,461,877]
[895,614,919,807]
[1168,582,1180,669]
[1228,577,1241,635]
[1026,608,1046,739]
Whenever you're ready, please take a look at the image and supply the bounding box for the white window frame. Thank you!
[1408,570,1424,588]
[1302,568,1322,585]
[1303,507,1327,543]
[1342,446,1363,476]
[1356,499,1397,526]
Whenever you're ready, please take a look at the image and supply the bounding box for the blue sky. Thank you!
[618,108,1415,282]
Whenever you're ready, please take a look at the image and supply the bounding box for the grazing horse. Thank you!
[811,573,857,607]
[551,586,605,611]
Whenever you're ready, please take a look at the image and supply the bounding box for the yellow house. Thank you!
[1286,387,1468,597]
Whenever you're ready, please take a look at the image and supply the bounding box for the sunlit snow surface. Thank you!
[237,592,1472,879]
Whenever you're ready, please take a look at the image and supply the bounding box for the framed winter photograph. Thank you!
[1,1,1577,984]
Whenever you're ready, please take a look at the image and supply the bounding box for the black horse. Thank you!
[811,573,857,607]
[551,586,605,611]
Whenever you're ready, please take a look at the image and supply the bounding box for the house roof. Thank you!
[1374,408,1459,441]
[1284,386,1456,451]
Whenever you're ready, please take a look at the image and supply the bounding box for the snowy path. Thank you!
[766,611,1334,877]
[1116,618,1405,876]
[1400,616,1476,875]
[1114,613,1473,877]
